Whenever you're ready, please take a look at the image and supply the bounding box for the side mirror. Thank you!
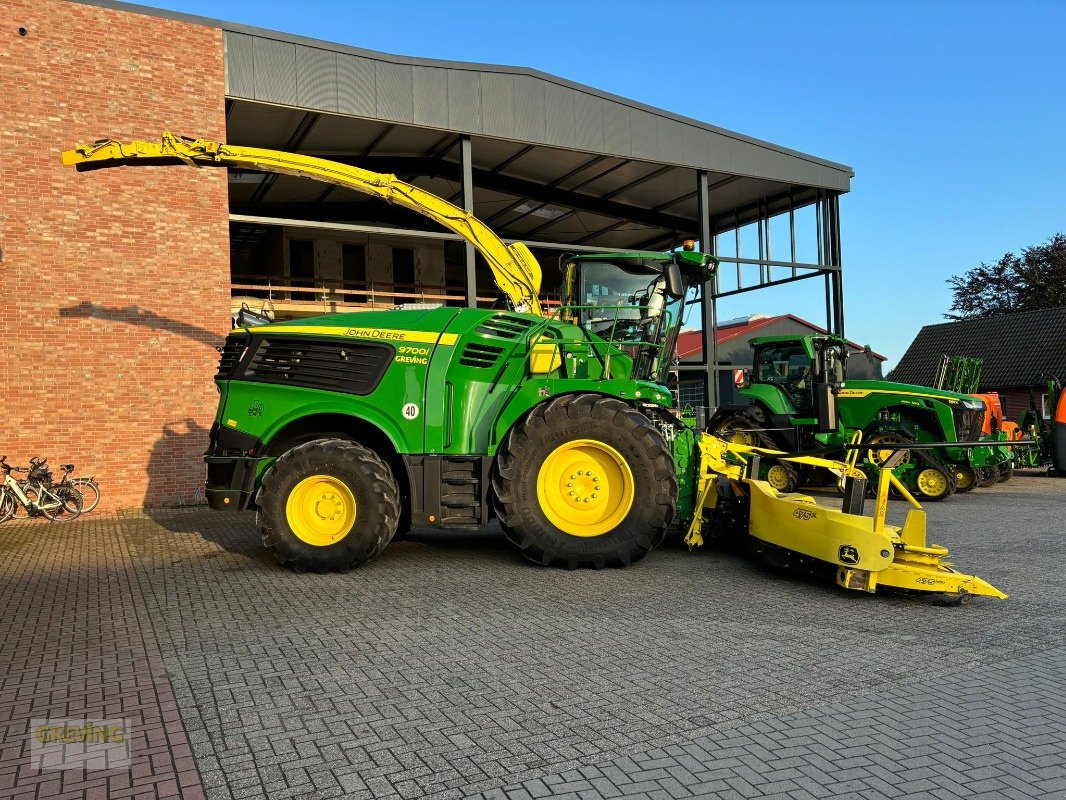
[664,260,685,300]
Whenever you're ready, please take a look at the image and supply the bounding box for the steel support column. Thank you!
[697,170,718,411]
[459,136,476,307]
[830,193,845,338]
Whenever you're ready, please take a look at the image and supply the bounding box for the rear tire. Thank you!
[72,478,101,513]
[258,439,400,572]
[493,394,676,569]
[996,461,1014,482]
[976,466,998,487]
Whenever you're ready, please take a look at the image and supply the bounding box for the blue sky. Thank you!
[133,0,1066,368]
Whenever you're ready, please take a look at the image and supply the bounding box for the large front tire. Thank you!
[493,395,677,569]
[258,439,400,572]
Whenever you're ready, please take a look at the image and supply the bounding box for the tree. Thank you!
[945,232,1066,319]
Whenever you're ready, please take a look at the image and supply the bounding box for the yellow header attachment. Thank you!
[62,131,543,316]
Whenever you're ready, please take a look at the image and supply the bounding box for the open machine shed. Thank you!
[1,0,853,508]
[216,11,854,407]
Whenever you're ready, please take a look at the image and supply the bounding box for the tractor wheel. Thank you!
[258,438,400,572]
[996,461,1014,482]
[914,465,955,501]
[712,414,763,447]
[492,394,676,569]
[976,466,998,488]
[865,432,913,468]
[954,465,978,493]
[711,414,798,492]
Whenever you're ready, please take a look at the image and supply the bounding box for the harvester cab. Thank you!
[560,250,713,384]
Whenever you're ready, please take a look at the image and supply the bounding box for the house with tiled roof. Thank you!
[888,306,1066,420]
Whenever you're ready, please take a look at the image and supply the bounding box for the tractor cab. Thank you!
[561,249,716,383]
[749,335,844,433]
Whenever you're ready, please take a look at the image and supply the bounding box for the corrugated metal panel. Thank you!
[217,29,853,191]
[295,46,337,112]
[447,70,481,132]
[543,82,575,146]
[224,31,255,98]
[375,62,413,123]
[479,72,515,138]
[512,75,546,142]
[730,141,757,177]
[253,38,297,105]
[336,54,376,117]
[412,66,449,130]
[572,93,604,153]
[630,110,658,160]
[656,117,687,165]
[601,102,631,157]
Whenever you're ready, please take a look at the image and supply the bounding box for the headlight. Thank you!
[962,399,985,411]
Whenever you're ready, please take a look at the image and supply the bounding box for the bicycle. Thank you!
[24,457,100,516]
[54,463,101,513]
[0,456,82,523]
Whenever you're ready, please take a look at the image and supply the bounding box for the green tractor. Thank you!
[60,133,1008,602]
[710,335,988,500]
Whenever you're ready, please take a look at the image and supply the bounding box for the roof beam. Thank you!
[248,111,321,207]
[298,154,697,234]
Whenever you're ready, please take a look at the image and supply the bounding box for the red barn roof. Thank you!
[676,314,886,360]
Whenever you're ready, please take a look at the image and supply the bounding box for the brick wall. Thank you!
[0,0,229,509]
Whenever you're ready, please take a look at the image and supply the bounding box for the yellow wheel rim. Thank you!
[285,474,357,546]
[536,439,635,537]
[766,464,791,491]
[955,467,975,491]
[717,419,756,446]
[868,433,911,467]
[916,468,948,497]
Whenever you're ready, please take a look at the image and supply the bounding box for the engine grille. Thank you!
[215,333,250,380]
[241,337,392,396]
[475,315,535,339]
[458,342,505,369]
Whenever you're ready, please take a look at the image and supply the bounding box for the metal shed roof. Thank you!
[220,29,853,193]
[81,1,853,253]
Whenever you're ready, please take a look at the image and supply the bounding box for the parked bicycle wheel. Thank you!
[72,478,100,513]
[0,488,15,523]
[34,483,80,522]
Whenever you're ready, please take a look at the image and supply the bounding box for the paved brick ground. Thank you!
[0,517,205,799]
[0,474,1063,799]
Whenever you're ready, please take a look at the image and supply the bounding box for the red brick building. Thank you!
[1,0,853,509]
[1,0,229,509]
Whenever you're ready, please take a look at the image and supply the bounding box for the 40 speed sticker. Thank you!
[402,403,420,420]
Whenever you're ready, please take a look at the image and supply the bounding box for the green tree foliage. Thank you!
[946,232,1066,319]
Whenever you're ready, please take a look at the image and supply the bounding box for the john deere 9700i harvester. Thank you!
[63,133,1005,602]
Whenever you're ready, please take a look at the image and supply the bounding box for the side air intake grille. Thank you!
[216,334,249,380]
[459,342,505,369]
[241,337,392,396]
[475,315,536,339]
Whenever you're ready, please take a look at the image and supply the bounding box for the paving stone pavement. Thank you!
[0,516,205,799]
[0,474,1063,799]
